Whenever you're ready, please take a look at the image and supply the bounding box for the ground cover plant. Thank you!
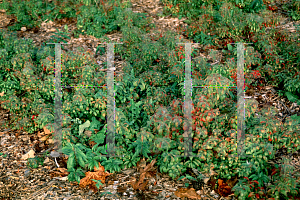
[0,0,300,199]
[163,0,300,97]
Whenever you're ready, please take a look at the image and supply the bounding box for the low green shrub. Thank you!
[282,0,300,21]
[0,0,78,31]
[0,0,152,39]
[164,0,299,98]
[0,3,300,197]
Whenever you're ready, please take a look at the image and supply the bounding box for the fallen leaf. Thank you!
[217,179,234,197]
[79,162,112,192]
[84,130,92,137]
[174,188,202,199]
[43,157,51,164]
[226,175,238,188]
[37,131,43,137]
[21,149,35,160]
[137,157,147,173]
[40,135,50,142]
[44,166,51,170]
[43,125,53,135]
[131,158,157,191]
[56,168,69,176]
[47,138,54,144]
[207,177,217,191]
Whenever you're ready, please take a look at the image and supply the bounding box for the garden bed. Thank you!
[1,0,300,199]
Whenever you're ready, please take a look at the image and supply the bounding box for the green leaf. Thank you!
[88,157,97,171]
[177,175,185,181]
[135,101,143,108]
[186,175,197,181]
[75,174,81,184]
[67,154,75,169]
[100,191,113,196]
[98,145,108,155]
[88,117,101,133]
[77,155,86,168]
[139,81,145,91]
[64,25,68,31]
[75,147,88,161]
[290,114,300,125]
[91,179,103,189]
[281,190,287,196]
[79,120,90,135]
[184,19,191,24]
[227,44,233,51]
[285,91,300,104]
[91,126,106,145]
[62,146,74,155]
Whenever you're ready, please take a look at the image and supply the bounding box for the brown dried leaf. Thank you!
[174,188,202,199]
[21,149,35,160]
[43,125,53,135]
[217,179,233,197]
[79,162,112,192]
[56,168,69,176]
[131,158,157,191]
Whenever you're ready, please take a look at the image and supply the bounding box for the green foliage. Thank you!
[0,0,152,40]
[161,0,266,20]
[1,0,77,31]
[27,156,45,169]
[76,4,117,38]
[114,5,153,30]
[67,167,85,184]
[1,1,300,198]
[156,150,185,180]
[282,0,300,21]
[243,0,266,13]
[130,139,152,159]
[177,173,198,188]
[233,157,300,199]
[122,153,140,169]
[283,74,300,95]
[44,28,71,44]
[0,152,8,158]
[91,179,103,190]
[100,157,123,173]
[161,0,298,93]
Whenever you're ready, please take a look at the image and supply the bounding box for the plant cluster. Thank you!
[0,0,300,199]
[0,0,78,31]
[0,0,152,39]
[1,26,300,198]
[175,1,300,98]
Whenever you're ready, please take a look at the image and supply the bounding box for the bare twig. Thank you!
[210,60,219,66]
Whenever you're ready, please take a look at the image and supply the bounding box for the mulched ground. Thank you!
[1,89,300,200]
[0,99,225,199]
